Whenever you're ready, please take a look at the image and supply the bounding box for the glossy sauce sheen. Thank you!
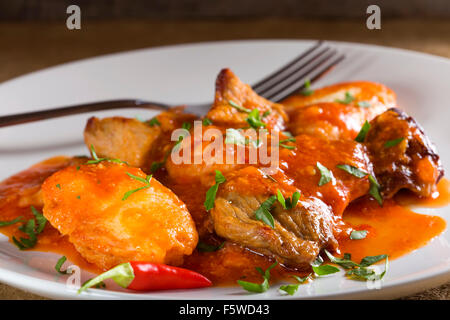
[0,157,448,285]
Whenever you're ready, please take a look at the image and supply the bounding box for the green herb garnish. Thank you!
[276,189,300,210]
[0,216,24,227]
[246,109,267,129]
[368,175,383,205]
[182,122,192,130]
[384,137,404,148]
[347,256,389,281]
[229,100,251,113]
[55,256,69,274]
[147,117,161,127]
[312,264,340,276]
[122,173,153,201]
[204,170,226,211]
[324,250,389,281]
[316,162,332,186]
[279,137,296,150]
[254,196,277,228]
[279,274,310,295]
[335,92,355,104]
[324,250,359,269]
[336,164,368,178]
[237,262,278,293]
[300,79,314,96]
[86,145,127,165]
[12,206,47,250]
[197,241,225,252]
[202,118,212,126]
[355,120,371,143]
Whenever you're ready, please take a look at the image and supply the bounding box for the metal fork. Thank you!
[0,41,344,128]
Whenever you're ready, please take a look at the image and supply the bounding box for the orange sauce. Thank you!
[340,197,447,263]
[0,157,100,274]
[0,157,448,285]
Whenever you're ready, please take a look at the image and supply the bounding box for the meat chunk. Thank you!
[281,134,373,215]
[210,167,338,267]
[206,69,288,131]
[288,102,388,140]
[282,81,396,113]
[41,162,198,270]
[365,108,443,198]
[284,81,396,140]
[84,107,197,172]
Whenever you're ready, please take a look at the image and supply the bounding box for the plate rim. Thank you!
[0,39,449,299]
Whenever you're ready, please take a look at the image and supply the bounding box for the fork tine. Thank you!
[255,46,332,97]
[267,53,345,102]
[253,41,324,94]
[259,47,337,99]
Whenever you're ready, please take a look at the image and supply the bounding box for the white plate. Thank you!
[0,40,449,300]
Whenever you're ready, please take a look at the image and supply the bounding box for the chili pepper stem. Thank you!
[78,262,135,293]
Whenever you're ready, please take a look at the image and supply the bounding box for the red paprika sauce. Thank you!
[0,156,448,286]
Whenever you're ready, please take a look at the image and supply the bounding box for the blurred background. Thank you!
[0,0,449,300]
[0,0,449,84]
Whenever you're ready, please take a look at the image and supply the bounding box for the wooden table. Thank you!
[0,18,449,300]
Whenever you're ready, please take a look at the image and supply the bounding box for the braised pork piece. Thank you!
[79,69,443,270]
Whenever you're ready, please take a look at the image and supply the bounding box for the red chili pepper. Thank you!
[78,261,212,293]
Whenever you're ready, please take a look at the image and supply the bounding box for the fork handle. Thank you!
[0,99,170,128]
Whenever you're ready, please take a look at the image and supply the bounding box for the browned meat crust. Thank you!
[365,108,444,198]
[206,68,288,131]
[211,167,338,267]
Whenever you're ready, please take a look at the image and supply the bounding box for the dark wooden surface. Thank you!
[0,18,449,299]
[1,0,450,20]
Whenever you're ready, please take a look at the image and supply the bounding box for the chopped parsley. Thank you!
[0,216,24,227]
[12,206,47,250]
[202,118,212,126]
[197,241,225,252]
[368,175,383,205]
[246,109,267,129]
[204,170,226,211]
[311,260,340,276]
[384,137,404,148]
[147,117,161,127]
[86,145,127,165]
[55,256,69,274]
[336,164,368,178]
[276,189,300,210]
[122,173,153,201]
[316,162,332,186]
[181,122,192,130]
[254,196,277,228]
[237,262,278,293]
[279,274,311,295]
[279,137,296,150]
[354,120,371,142]
[335,92,355,104]
[229,100,251,113]
[300,79,314,96]
[350,230,368,240]
[324,250,389,281]
[56,184,61,190]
